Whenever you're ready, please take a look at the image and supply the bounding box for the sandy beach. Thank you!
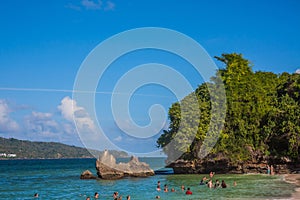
[284,174,300,200]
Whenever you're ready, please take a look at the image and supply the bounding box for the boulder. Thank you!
[96,150,155,179]
[96,162,125,179]
[80,170,97,179]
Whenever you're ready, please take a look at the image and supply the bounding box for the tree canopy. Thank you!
[157,53,300,164]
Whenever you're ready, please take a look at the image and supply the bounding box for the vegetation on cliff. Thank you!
[157,53,300,164]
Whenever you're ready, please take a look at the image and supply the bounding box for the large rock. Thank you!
[96,150,155,179]
[80,170,97,179]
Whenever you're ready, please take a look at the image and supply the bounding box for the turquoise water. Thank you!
[0,158,296,199]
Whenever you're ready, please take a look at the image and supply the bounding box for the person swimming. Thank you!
[163,184,168,192]
[214,179,220,188]
[181,185,185,191]
[185,187,192,195]
[113,191,119,199]
[207,179,213,188]
[199,180,205,185]
[156,185,161,191]
[233,181,237,187]
[221,180,227,188]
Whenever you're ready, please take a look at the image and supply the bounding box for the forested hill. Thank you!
[0,137,128,159]
[157,53,300,167]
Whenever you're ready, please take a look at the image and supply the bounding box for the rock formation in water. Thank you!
[80,170,97,179]
[95,150,155,179]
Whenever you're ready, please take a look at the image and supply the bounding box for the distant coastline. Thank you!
[0,137,128,159]
[0,157,95,161]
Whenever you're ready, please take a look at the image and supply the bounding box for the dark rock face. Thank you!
[167,153,300,174]
[80,170,97,179]
[95,150,155,179]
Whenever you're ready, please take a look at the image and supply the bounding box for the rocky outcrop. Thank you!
[167,152,300,174]
[80,170,97,179]
[95,150,155,179]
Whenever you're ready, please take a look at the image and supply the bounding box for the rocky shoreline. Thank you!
[167,156,300,174]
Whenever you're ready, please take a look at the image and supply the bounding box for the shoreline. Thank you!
[283,174,300,200]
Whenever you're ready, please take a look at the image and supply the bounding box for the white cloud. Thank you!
[114,135,122,142]
[81,0,102,10]
[0,99,19,133]
[0,96,116,150]
[24,111,59,138]
[58,96,96,132]
[66,0,114,11]
[57,96,75,121]
[296,69,300,74]
[23,110,82,146]
[62,123,75,135]
[104,1,115,10]
[57,96,118,150]
[31,111,53,120]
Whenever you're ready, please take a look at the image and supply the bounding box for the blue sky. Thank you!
[0,0,300,155]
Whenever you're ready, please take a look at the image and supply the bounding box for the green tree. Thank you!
[157,53,300,164]
[262,74,300,160]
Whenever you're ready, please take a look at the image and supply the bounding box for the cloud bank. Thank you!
[24,111,60,139]
[0,100,19,133]
[0,96,100,147]
[58,96,96,132]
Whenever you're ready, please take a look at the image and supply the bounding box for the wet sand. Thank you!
[284,174,300,200]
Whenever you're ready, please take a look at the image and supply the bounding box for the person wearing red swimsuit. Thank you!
[185,188,192,195]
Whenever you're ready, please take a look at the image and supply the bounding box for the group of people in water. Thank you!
[198,171,231,188]
[152,171,236,198]
[33,164,278,199]
[34,171,237,199]
[95,172,234,199]
[154,180,193,198]
[84,191,130,200]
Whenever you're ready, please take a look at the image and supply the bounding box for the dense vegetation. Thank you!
[157,53,300,164]
[0,137,128,159]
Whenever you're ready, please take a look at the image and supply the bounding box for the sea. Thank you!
[0,158,297,200]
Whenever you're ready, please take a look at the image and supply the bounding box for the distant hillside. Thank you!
[0,137,128,159]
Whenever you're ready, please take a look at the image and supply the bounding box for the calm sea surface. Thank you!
[0,158,296,200]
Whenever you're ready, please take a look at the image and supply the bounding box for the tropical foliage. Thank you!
[157,53,300,163]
